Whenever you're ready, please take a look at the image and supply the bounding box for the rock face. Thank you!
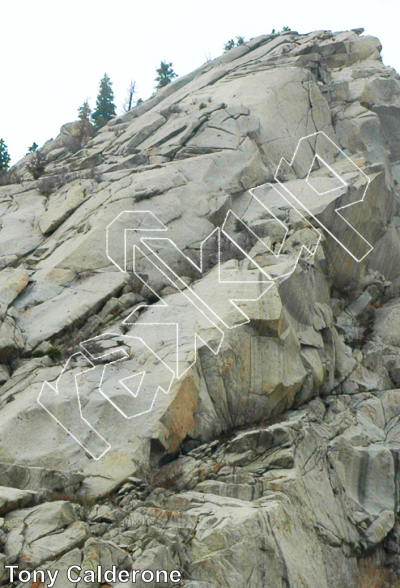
[1,27,400,587]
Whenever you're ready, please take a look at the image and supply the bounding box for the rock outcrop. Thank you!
[1,27,400,587]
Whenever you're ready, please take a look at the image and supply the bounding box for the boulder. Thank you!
[4,501,89,567]
[0,486,37,516]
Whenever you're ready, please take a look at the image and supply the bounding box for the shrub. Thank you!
[230,400,286,430]
[224,39,236,52]
[61,101,94,154]
[46,347,62,361]
[218,398,287,443]
[223,36,245,52]
[37,176,57,196]
[358,555,400,587]
[88,165,102,183]
[27,150,46,179]
[63,135,82,153]
[234,218,243,233]
[134,459,185,493]
[48,492,96,519]
[27,142,38,154]
[148,461,185,492]
[0,170,21,186]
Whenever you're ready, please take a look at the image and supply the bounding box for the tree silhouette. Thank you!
[224,36,245,52]
[0,139,10,173]
[78,100,93,142]
[92,74,116,129]
[27,142,38,155]
[155,62,177,90]
[123,80,137,112]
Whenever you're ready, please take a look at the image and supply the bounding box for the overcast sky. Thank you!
[2,0,399,164]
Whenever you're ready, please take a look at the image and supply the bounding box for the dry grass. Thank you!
[224,397,287,434]
[217,402,287,445]
[0,170,21,185]
[147,461,185,493]
[37,176,57,196]
[63,135,83,153]
[133,459,185,494]
[48,492,97,519]
[358,556,400,588]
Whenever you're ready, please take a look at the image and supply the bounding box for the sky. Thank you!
[2,0,399,164]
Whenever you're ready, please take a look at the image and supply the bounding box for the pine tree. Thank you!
[78,100,93,142]
[27,150,45,179]
[155,62,177,90]
[27,142,38,154]
[223,39,235,52]
[0,139,10,173]
[92,74,116,129]
[78,99,92,123]
[224,36,245,52]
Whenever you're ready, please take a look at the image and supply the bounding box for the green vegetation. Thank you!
[77,99,93,143]
[46,347,62,361]
[92,73,116,129]
[0,139,11,173]
[27,142,38,154]
[155,61,178,90]
[27,149,46,179]
[223,36,245,52]
[78,99,92,126]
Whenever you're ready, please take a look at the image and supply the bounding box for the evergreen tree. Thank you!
[92,74,116,129]
[78,100,93,141]
[224,36,245,52]
[78,99,92,123]
[27,150,45,179]
[0,139,10,173]
[27,142,38,154]
[223,39,235,52]
[155,62,177,90]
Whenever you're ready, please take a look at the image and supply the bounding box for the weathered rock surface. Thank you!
[0,486,37,516]
[4,501,89,567]
[1,26,400,588]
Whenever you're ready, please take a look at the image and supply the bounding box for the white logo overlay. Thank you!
[37,131,372,459]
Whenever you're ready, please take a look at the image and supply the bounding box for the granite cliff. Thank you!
[1,27,400,587]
